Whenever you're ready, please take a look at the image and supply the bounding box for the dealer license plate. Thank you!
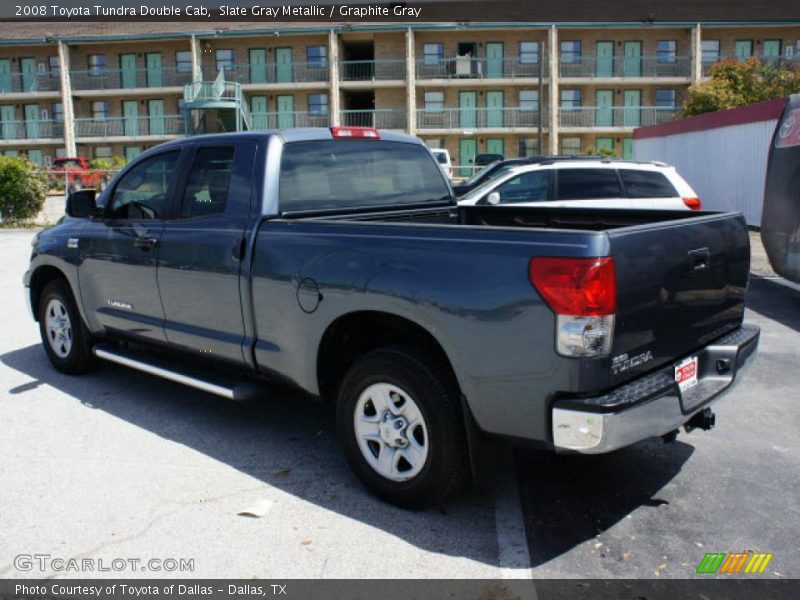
[675,355,699,392]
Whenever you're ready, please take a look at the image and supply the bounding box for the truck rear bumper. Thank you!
[552,324,760,453]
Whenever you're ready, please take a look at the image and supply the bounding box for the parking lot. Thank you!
[0,229,798,580]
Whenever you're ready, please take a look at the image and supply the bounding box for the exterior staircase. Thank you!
[182,70,251,135]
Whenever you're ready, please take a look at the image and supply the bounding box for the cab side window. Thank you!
[180,146,236,219]
[108,151,180,220]
[556,168,622,200]
[495,171,550,203]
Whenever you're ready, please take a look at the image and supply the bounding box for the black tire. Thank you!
[336,347,469,508]
[38,279,96,374]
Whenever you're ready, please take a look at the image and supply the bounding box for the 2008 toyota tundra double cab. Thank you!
[24,127,759,507]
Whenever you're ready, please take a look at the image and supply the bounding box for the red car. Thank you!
[50,157,108,191]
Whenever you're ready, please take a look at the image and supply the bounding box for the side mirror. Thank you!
[487,191,501,205]
[65,189,97,219]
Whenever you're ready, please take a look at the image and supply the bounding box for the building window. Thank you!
[307,46,327,68]
[519,42,540,64]
[308,93,328,115]
[52,103,63,122]
[655,89,676,108]
[560,41,581,64]
[560,89,581,108]
[657,40,677,63]
[88,54,106,76]
[701,40,720,63]
[94,146,112,158]
[519,90,539,111]
[561,137,581,154]
[424,91,445,111]
[176,51,193,73]
[48,56,60,78]
[92,101,109,120]
[215,49,235,72]
[423,43,444,65]
[518,138,540,157]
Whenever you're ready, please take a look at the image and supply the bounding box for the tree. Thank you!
[684,57,800,116]
[0,156,49,224]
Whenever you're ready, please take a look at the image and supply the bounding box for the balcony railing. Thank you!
[70,67,194,91]
[0,120,63,140]
[340,109,407,129]
[185,79,243,104]
[416,107,545,130]
[416,57,547,80]
[340,60,406,81]
[0,72,60,94]
[559,55,691,78]
[211,62,330,85]
[74,115,185,138]
[559,106,679,128]
[250,111,330,129]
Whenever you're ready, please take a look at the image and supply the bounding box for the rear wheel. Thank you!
[38,280,95,374]
[336,347,468,507]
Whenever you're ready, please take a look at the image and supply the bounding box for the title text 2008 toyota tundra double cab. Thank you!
[24,128,759,506]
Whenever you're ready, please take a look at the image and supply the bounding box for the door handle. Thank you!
[134,236,158,251]
[688,247,711,271]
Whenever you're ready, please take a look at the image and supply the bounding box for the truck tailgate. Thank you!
[607,212,750,385]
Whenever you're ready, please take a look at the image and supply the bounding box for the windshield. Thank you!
[53,159,82,168]
[279,140,452,212]
[463,163,514,188]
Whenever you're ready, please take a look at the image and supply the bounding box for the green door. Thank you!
[595,90,613,126]
[486,90,504,127]
[123,100,139,136]
[486,138,504,157]
[250,96,268,129]
[486,42,504,78]
[735,40,753,60]
[20,58,37,92]
[0,60,11,92]
[595,137,614,154]
[24,104,39,139]
[276,95,294,128]
[763,40,782,59]
[0,105,15,140]
[145,53,163,87]
[623,41,642,77]
[27,149,43,165]
[459,91,477,128]
[249,49,267,84]
[120,53,137,89]
[623,90,641,127]
[124,146,142,161]
[148,100,164,135]
[275,48,293,83]
[459,138,477,177]
[596,41,614,77]
[622,138,634,159]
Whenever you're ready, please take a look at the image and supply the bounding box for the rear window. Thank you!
[433,152,448,164]
[619,169,678,198]
[556,168,623,200]
[279,140,450,212]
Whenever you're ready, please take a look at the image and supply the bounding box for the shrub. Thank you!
[0,156,49,223]
[89,156,127,171]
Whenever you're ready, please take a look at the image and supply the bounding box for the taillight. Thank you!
[330,126,380,139]
[682,197,702,210]
[529,257,616,357]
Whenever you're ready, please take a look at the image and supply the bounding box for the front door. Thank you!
[623,89,641,126]
[595,90,613,127]
[27,149,43,165]
[275,48,293,83]
[120,54,137,89]
[486,138,504,157]
[250,96,268,129]
[459,138,477,177]
[157,141,257,365]
[124,146,142,161]
[623,41,642,77]
[459,91,477,128]
[735,40,753,60]
[123,100,139,136]
[249,49,267,83]
[486,90,504,127]
[78,150,183,343]
[20,58,37,92]
[276,94,294,128]
[763,40,782,60]
[596,41,614,77]
[486,42,504,78]
[0,105,15,140]
[622,138,634,159]
[595,137,614,154]
[148,99,165,136]
[145,53,163,87]
[23,104,40,139]
[0,59,11,92]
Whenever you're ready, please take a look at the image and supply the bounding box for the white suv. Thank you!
[458,159,701,210]
[430,148,454,180]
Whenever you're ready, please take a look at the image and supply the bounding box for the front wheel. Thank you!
[336,347,468,507]
[38,280,95,374]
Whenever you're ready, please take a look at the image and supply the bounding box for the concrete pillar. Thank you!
[190,35,202,80]
[57,41,76,157]
[405,28,416,136]
[691,24,703,82]
[547,25,559,154]
[329,29,340,127]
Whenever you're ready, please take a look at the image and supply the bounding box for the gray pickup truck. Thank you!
[24,127,759,506]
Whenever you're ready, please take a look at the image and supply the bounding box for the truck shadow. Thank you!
[2,343,691,571]
[746,276,800,332]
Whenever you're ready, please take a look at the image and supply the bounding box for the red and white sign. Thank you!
[675,356,699,392]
